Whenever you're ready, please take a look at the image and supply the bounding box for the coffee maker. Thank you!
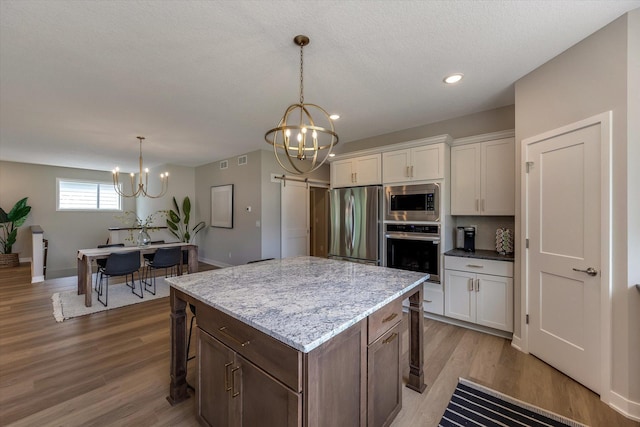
[456,226,476,252]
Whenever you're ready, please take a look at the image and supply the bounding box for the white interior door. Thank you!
[281,180,309,258]
[526,123,602,393]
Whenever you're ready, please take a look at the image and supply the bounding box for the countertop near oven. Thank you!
[444,248,514,262]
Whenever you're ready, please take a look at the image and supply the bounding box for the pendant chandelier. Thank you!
[265,35,339,175]
[112,136,169,198]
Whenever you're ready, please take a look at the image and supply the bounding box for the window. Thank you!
[57,179,122,211]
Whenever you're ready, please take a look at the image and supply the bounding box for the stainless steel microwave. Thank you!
[385,183,440,222]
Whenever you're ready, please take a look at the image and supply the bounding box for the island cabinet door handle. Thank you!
[382,312,398,323]
[231,367,241,398]
[466,264,484,268]
[468,278,474,292]
[224,362,233,391]
[219,326,251,347]
[382,332,398,345]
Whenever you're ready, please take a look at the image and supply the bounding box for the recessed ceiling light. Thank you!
[329,114,340,120]
[443,73,464,84]
[329,153,336,157]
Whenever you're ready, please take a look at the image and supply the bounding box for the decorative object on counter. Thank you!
[115,210,166,245]
[112,136,169,198]
[264,35,339,175]
[495,228,514,255]
[0,197,32,268]
[167,196,206,241]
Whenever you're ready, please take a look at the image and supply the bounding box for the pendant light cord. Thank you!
[299,42,304,104]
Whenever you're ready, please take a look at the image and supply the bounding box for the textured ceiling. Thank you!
[1,0,638,172]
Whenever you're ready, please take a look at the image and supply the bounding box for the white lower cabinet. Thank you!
[444,256,513,333]
[423,282,444,316]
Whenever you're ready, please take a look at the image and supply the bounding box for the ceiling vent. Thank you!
[220,160,228,170]
[238,155,248,166]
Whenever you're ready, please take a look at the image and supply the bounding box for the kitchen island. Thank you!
[167,256,428,426]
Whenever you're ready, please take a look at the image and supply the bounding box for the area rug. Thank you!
[52,277,170,322]
[439,378,587,427]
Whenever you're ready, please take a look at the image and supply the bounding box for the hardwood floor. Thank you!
[0,263,636,426]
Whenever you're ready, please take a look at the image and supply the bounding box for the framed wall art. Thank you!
[211,184,233,228]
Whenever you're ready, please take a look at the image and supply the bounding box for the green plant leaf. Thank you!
[182,197,190,225]
[0,208,9,224]
[168,210,180,223]
[192,221,206,234]
[166,220,178,231]
[172,197,180,216]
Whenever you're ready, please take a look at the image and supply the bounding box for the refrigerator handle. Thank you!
[348,193,356,250]
[344,192,352,250]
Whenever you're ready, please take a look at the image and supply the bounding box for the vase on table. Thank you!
[137,227,151,247]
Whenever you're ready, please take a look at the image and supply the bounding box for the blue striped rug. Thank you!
[439,378,587,427]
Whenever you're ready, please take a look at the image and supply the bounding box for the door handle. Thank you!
[572,267,598,276]
[224,362,233,391]
[468,278,473,292]
[231,366,240,398]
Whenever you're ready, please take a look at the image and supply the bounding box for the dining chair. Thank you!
[97,250,142,307]
[94,243,125,291]
[143,240,165,263]
[143,246,181,295]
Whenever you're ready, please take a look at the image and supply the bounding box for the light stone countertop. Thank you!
[166,256,429,353]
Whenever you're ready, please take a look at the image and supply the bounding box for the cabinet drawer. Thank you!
[444,256,513,277]
[368,299,402,345]
[197,303,302,392]
[423,286,444,316]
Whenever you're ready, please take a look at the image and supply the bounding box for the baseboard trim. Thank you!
[608,390,640,422]
[419,312,513,340]
[511,334,527,353]
[199,257,232,268]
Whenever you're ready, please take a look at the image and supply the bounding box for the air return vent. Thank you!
[220,160,228,170]
[238,155,248,166]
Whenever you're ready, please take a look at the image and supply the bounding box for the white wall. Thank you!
[334,105,515,155]
[194,149,329,266]
[0,161,136,278]
[515,10,639,411]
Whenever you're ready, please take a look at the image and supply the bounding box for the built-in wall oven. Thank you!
[385,223,441,283]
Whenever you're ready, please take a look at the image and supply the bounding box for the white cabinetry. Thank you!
[444,256,513,333]
[383,143,445,184]
[451,137,514,215]
[331,154,381,188]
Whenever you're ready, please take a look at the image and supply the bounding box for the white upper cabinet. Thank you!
[331,154,381,188]
[383,143,445,184]
[451,137,515,215]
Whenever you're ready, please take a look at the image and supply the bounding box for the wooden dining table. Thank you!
[77,242,198,307]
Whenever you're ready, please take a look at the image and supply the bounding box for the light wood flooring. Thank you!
[0,263,636,426]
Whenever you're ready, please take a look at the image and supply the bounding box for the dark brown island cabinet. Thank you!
[167,257,427,427]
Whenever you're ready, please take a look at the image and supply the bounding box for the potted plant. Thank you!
[115,210,166,246]
[166,196,205,243]
[0,197,32,268]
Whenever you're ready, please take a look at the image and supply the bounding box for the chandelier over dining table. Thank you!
[265,35,339,175]
[112,136,169,198]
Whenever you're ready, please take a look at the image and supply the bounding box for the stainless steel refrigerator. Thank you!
[328,186,381,265]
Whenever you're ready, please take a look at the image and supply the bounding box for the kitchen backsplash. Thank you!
[452,216,516,251]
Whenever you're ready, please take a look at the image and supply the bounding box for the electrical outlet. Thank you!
[470,224,477,232]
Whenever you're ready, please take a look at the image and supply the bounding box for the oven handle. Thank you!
[385,233,441,243]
